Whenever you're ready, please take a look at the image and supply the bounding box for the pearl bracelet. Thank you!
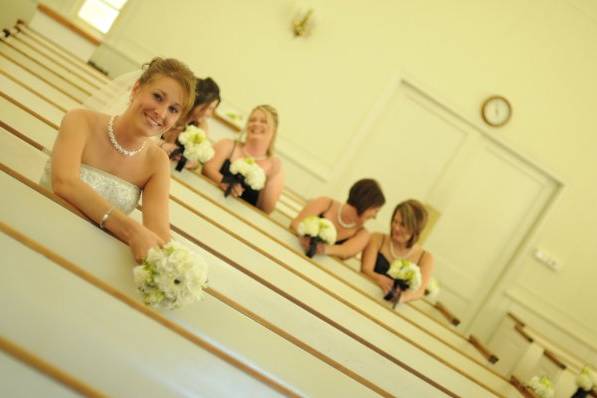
[99,206,115,229]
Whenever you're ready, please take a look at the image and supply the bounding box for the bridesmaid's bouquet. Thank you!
[297,216,337,258]
[172,125,214,171]
[572,366,596,397]
[384,259,422,306]
[133,241,208,310]
[222,157,266,197]
[526,375,554,398]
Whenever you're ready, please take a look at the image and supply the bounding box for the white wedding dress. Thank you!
[40,161,140,215]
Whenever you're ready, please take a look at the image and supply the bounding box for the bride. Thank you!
[41,57,196,262]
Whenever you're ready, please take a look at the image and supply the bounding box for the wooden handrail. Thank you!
[0,335,107,397]
[0,90,59,129]
[514,324,534,343]
[510,375,540,398]
[10,26,102,89]
[468,335,499,364]
[0,38,92,95]
[543,349,567,370]
[509,312,589,373]
[0,68,67,112]
[36,3,102,46]
[0,51,83,102]
[434,301,461,326]
[214,112,242,133]
[507,312,526,327]
[16,21,110,79]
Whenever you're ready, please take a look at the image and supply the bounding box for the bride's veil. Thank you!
[83,70,142,115]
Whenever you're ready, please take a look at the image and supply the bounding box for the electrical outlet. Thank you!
[533,248,561,271]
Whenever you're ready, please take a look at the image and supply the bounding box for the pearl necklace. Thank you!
[389,237,413,260]
[336,204,357,229]
[107,115,146,157]
[242,145,268,161]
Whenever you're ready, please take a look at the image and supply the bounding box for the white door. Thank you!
[335,80,559,329]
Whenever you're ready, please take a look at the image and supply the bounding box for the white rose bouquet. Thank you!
[384,259,422,306]
[173,125,214,171]
[133,241,208,310]
[297,215,337,258]
[526,375,554,398]
[222,156,266,197]
[573,366,596,397]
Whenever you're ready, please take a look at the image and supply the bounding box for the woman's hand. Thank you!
[316,243,327,255]
[298,236,326,255]
[160,142,179,156]
[185,159,199,170]
[128,224,166,264]
[298,236,310,251]
[377,274,395,295]
[220,182,244,197]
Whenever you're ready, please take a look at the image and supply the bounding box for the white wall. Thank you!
[4,0,597,357]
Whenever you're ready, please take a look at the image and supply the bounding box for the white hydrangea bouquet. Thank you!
[133,241,208,310]
[573,366,596,397]
[526,375,555,398]
[297,215,337,258]
[424,277,440,302]
[384,259,422,306]
[173,125,214,171]
[222,156,266,197]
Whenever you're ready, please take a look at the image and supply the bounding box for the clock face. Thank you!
[481,96,511,127]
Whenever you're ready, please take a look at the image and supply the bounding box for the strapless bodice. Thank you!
[40,160,141,214]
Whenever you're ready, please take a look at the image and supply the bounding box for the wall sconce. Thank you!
[292,8,314,37]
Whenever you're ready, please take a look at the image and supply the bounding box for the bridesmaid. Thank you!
[361,199,434,303]
[291,179,386,259]
[159,77,220,169]
[202,105,284,214]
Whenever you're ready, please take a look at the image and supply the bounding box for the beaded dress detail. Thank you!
[40,160,141,214]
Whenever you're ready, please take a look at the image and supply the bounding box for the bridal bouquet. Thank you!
[572,366,596,397]
[384,259,422,306]
[133,241,208,310]
[222,157,266,197]
[526,375,554,398]
[297,216,337,258]
[172,125,214,171]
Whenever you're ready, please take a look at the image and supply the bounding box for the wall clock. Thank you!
[481,95,512,127]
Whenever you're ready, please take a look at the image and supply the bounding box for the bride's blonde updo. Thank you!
[139,57,197,118]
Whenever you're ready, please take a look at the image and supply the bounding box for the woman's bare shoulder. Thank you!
[60,109,107,138]
[63,108,104,123]
[214,138,235,149]
[369,232,385,243]
[309,196,334,207]
[146,142,170,171]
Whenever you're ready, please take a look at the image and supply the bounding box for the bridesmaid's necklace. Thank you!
[336,204,357,229]
[389,238,413,260]
[108,115,146,157]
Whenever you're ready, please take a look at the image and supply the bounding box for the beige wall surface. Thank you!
[3,0,596,355]
[0,0,36,28]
